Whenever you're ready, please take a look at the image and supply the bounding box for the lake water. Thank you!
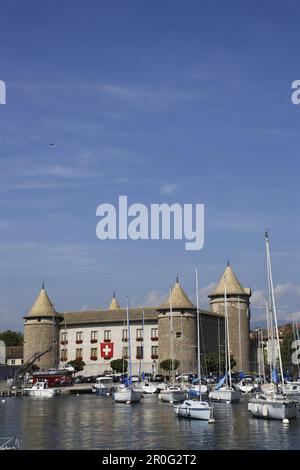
[0,394,299,450]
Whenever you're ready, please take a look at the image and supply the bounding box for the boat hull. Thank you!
[142,384,157,394]
[209,389,241,403]
[95,386,113,396]
[248,399,298,420]
[113,389,142,403]
[23,388,59,398]
[160,390,186,403]
[174,400,212,420]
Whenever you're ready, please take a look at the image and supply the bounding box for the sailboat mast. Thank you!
[140,310,145,379]
[169,287,174,383]
[238,295,242,372]
[195,267,202,401]
[265,232,285,393]
[224,275,232,388]
[126,297,132,382]
[292,318,300,379]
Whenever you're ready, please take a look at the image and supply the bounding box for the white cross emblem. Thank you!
[103,345,112,356]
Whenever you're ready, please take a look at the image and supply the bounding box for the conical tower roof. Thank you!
[159,277,195,310]
[209,264,249,297]
[108,292,120,310]
[26,285,62,318]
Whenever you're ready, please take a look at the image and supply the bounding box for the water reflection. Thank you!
[0,395,299,450]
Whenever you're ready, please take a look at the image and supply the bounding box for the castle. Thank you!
[23,264,251,376]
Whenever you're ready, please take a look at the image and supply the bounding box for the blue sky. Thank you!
[0,1,300,329]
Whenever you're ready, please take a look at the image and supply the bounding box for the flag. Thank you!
[100,342,114,359]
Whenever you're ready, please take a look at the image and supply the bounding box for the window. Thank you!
[61,349,68,361]
[76,332,83,343]
[104,330,111,341]
[176,331,182,338]
[62,331,68,341]
[136,346,143,358]
[76,348,83,359]
[11,359,15,365]
[122,329,128,341]
[151,328,158,339]
[151,346,158,358]
[136,329,143,340]
[90,348,97,359]
[122,347,129,358]
[91,331,98,342]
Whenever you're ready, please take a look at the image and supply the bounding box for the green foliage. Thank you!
[110,358,128,373]
[0,330,23,346]
[205,353,236,374]
[159,359,180,372]
[67,359,85,373]
[281,330,299,377]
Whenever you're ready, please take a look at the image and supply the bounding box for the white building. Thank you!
[60,294,159,376]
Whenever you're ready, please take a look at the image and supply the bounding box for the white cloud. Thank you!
[99,83,197,111]
[24,165,91,179]
[160,184,181,195]
[142,290,166,307]
[251,283,300,323]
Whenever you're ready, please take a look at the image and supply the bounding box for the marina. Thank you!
[1,394,300,450]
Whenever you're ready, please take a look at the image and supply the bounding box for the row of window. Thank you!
[60,346,159,362]
[61,328,159,343]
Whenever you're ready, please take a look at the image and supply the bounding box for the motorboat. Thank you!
[235,378,255,394]
[92,376,114,396]
[284,382,300,402]
[174,399,214,421]
[23,380,60,398]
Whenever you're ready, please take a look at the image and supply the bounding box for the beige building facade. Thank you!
[23,265,251,376]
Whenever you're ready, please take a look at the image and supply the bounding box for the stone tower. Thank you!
[108,291,120,309]
[208,264,251,372]
[157,277,197,374]
[23,285,63,369]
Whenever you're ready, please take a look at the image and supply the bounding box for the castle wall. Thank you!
[210,296,250,372]
[24,318,60,369]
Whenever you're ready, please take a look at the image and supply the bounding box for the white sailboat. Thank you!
[248,232,298,421]
[174,267,215,421]
[209,271,241,403]
[113,297,142,404]
[160,285,186,403]
[142,382,158,394]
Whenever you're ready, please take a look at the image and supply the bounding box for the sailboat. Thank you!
[174,267,215,421]
[248,232,298,421]
[113,297,143,404]
[159,285,186,403]
[209,271,241,403]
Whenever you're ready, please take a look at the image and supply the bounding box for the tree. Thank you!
[67,359,85,373]
[205,353,236,375]
[0,330,23,346]
[159,359,180,373]
[281,330,298,377]
[110,358,128,373]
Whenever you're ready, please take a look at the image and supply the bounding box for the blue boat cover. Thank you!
[215,375,226,390]
[272,368,279,384]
